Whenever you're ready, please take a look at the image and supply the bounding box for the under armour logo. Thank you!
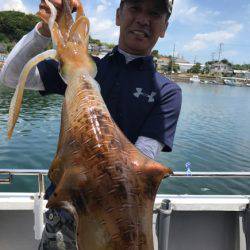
[133,88,156,103]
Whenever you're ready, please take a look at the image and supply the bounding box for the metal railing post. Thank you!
[157,199,172,250]
[38,173,45,197]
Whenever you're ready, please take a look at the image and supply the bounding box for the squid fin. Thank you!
[135,157,173,200]
[47,167,88,220]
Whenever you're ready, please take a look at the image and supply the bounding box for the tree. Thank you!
[151,50,159,58]
[221,59,232,66]
[0,43,5,52]
[188,63,201,74]
[0,32,9,43]
[102,42,115,49]
[89,36,102,46]
[233,64,250,70]
[0,11,39,42]
[202,62,211,74]
[162,60,180,73]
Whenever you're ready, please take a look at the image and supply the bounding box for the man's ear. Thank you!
[116,8,121,26]
[160,20,169,38]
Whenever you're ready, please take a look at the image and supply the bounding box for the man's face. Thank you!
[116,0,168,55]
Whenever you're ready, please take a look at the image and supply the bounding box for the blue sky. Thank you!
[0,0,249,64]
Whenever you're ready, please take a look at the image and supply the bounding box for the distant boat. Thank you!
[201,80,218,85]
[209,80,220,85]
[223,77,242,87]
[190,75,200,83]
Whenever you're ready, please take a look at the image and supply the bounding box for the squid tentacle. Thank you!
[44,0,62,48]
[75,0,85,20]
[7,49,57,139]
[68,16,90,44]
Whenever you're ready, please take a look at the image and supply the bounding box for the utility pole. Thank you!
[170,43,176,78]
[218,43,223,62]
[211,52,216,62]
[217,43,224,80]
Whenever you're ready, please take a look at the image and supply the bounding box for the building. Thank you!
[174,58,194,73]
[234,70,250,80]
[88,44,112,56]
[210,62,233,74]
[156,56,203,73]
[0,44,6,53]
[0,53,7,62]
[88,44,101,53]
[0,53,7,68]
[99,45,112,54]
[156,57,171,72]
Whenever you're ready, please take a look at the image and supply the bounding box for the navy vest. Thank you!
[38,46,182,152]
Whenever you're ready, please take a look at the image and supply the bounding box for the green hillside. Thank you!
[0,11,39,42]
[0,11,39,52]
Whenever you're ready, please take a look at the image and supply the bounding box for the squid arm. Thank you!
[7,49,57,139]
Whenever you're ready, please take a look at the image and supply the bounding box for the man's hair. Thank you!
[119,0,174,19]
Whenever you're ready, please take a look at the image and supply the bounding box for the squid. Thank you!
[7,0,173,249]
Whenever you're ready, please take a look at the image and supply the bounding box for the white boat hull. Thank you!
[0,193,249,250]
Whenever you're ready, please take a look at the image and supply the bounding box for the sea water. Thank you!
[0,83,249,195]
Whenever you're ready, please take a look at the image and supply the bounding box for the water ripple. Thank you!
[1,84,250,194]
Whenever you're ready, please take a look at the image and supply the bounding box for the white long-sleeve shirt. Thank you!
[0,24,50,90]
[0,24,164,159]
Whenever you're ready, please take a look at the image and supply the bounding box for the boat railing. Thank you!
[172,171,250,178]
[1,169,250,195]
[0,169,48,196]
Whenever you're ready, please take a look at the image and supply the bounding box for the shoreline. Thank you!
[0,63,249,86]
[165,73,250,86]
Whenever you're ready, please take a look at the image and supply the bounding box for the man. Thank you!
[0,0,181,249]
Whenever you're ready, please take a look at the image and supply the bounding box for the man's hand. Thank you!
[37,0,79,37]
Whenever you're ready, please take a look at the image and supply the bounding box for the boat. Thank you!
[223,77,243,87]
[0,169,249,250]
[200,79,221,85]
[189,75,200,83]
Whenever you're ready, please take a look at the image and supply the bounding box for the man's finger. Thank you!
[39,0,79,14]
[40,0,62,9]
[39,2,50,11]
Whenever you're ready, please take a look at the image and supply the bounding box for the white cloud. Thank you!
[87,0,119,43]
[183,40,206,51]
[171,0,221,26]
[223,50,238,58]
[206,10,220,16]
[89,17,119,42]
[90,17,113,33]
[218,20,243,32]
[96,4,107,13]
[95,0,112,13]
[0,0,27,13]
[183,21,243,52]
[171,0,199,23]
